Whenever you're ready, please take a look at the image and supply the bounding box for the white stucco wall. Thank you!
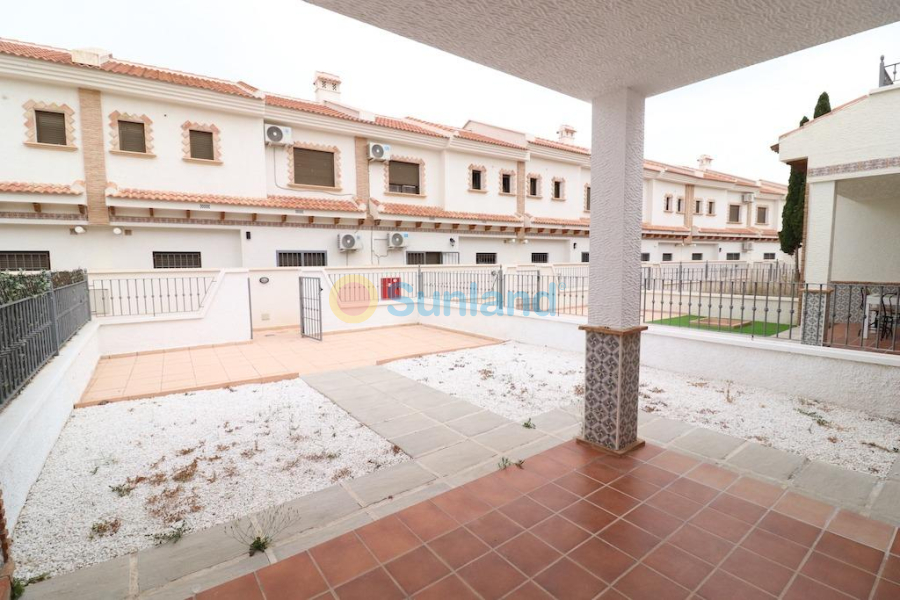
[831,192,900,283]
[263,125,358,200]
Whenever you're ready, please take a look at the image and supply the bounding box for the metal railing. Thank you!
[880,55,897,88]
[642,261,796,284]
[826,282,899,353]
[88,274,216,317]
[0,275,90,405]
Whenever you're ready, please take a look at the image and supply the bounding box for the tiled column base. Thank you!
[578,325,646,454]
[801,289,832,346]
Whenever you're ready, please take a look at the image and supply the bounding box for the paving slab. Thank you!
[422,400,482,422]
[672,428,745,460]
[342,366,404,385]
[473,422,547,453]
[417,440,497,476]
[368,483,452,519]
[370,377,422,395]
[889,457,900,481]
[392,425,464,457]
[792,460,878,508]
[346,461,436,506]
[369,412,438,439]
[142,553,269,599]
[530,408,581,433]
[445,410,511,436]
[396,388,458,410]
[506,436,571,462]
[638,411,659,426]
[278,484,362,539]
[271,512,374,560]
[638,416,694,443]
[726,442,806,480]
[351,401,416,426]
[27,555,130,600]
[870,480,900,526]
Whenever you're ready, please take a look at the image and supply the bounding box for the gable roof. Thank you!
[108,187,364,213]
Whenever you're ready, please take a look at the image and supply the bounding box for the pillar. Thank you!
[579,88,646,455]
[801,180,837,345]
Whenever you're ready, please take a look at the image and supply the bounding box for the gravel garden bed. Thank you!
[388,341,900,477]
[12,379,406,579]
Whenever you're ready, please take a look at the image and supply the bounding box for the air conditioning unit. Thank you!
[741,193,754,204]
[337,233,363,252]
[264,124,293,146]
[742,242,755,251]
[387,231,409,249]
[368,142,391,161]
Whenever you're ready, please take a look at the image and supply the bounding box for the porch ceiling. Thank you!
[306,0,900,99]
[838,173,900,203]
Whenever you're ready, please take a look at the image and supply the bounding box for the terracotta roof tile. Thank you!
[641,223,690,233]
[405,117,528,149]
[0,181,82,195]
[374,117,446,138]
[531,137,591,155]
[264,94,363,122]
[376,202,521,223]
[759,180,788,195]
[696,226,777,237]
[529,215,591,227]
[108,188,363,213]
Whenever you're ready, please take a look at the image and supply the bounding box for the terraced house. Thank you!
[0,38,787,271]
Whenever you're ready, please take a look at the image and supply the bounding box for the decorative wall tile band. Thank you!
[808,156,900,178]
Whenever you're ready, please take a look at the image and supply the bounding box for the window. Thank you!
[756,206,769,224]
[389,160,420,194]
[475,253,497,265]
[277,251,327,267]
[694,200,703,215]
[531,253,549,263]
[189,130,215,161]
[662,253,673,262]
[153,252,201,269]
[663,195,673,212]
[552,178,565,200]
[726,252,741,261]
[500,172,513,194]
[692,253,703,261]
[707,201,716,216]
[584,186,591,211]
[581,252,589,263]
[0,251,50,270]
[35,110,67,146]
[764,252,776,260]
[469,167,485,191]
[117,120,147,153]
[641,252,650,262]
[676,197,684,214]
[728,204,742,223]
[293,147,336,187]
[527,175,541,197]
[406,251,445,265]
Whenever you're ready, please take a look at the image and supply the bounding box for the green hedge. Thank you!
[0,269,85,305]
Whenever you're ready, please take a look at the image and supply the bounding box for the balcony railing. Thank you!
[880,55,898,87]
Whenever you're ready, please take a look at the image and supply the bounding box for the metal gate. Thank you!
[299,276,323,341]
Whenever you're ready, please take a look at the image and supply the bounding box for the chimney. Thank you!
[70,47,112,67]
[314,72,341,103]
[697,154,713,171]
[557,124,576,144]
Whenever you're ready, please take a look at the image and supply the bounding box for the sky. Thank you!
[3,1,899,184]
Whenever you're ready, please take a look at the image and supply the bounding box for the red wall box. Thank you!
[381,277,401,300]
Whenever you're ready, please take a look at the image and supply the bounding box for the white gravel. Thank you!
[387,342,900,477]
[12,379,407,579]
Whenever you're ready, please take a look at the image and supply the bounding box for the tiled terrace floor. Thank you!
[194,440,900,600]
[78,325,496,406]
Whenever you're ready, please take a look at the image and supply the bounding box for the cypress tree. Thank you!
[813,92,832,118]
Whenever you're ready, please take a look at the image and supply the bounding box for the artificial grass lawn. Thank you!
[649,314,793,336]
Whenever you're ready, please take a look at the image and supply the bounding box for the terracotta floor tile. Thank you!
[614,563,689,600]
[585,486,641,516]
[598,588,628,600]
[468,510,524,547]
[522,455,574,480]
[567,536,635,583]
[464,475,523,508]
[758,511,821,547]
[413,575,478,599]
[608,474,661,501]
[697,569,773,600]
[492,466,549,493]
[309,532,377,587]
[783,575,854,600]
[691,507,754,543]
[667,477,720,505]
[709,493,767,525]
[884,554,900,584]
[827,509,895,551]
[560,500,617,533]
[740,528,809,570]
[873,578,900,600]
[542,445,598,470]
[531,515,591,553]
[427,527,490,569]
[577,461,621,484]
[644,542,715,590]
[397,501,457,542]
[816,531,885,574]
[628,442,666,462]
[496,532,561,576]
[384,546,449,595]
[554,471,604,496]
[196,573,264,600]
[625,503,683,538]
[528,483,579,512]
[598,518,661,559]
[669,524,734,564]
[499,496,554,528]
[721,547,794,596]
[356,515,421,563]
[773,491,836,528]
[893,530,900,555]
[645,489,703,520]
[431,487,492,524]
[505,582,554,599]
[257,552,327,600]
[629,463,679,487]
[686,463,739,490]
[727,477,784,508]
[649,450,700,475]
[533,557,606,600]
[333,567,405,600]
[594,454,642,474]
[457,552,526,600]
[801,551,877,599]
